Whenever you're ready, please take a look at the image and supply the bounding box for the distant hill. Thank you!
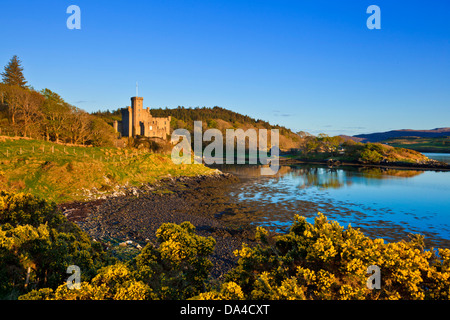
[337,135,366,143]
[341,128,450,143]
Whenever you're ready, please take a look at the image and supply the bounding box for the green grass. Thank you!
[383,137,450,153]
[0,137,215,203]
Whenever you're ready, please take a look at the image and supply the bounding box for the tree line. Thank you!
[150,105,296,137]
[0,56,116,146]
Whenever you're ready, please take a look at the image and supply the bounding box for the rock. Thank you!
[67,171,248,278]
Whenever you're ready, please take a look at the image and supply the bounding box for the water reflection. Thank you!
[210,163,450,249]
[214,164,424,190]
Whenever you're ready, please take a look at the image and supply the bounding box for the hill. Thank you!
[345,128,450,143]
[96,106,301,151]
[383,136,450,153]
[291,135,431,165]
[0,136,215,203]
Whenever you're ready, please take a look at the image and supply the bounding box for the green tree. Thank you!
[1,55,28,88]
[359,144,384,163]
[360,149,383,163]
[87,117,117,147]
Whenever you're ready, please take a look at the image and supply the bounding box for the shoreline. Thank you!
[60,160,450,280]
[61,158,450,279]
[62,171,256,279]
[279,157,450,171]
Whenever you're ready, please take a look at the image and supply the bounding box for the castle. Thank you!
[113,96,171,140]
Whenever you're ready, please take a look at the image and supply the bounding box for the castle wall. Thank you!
[115,96,170,140]
[121,107,132,137]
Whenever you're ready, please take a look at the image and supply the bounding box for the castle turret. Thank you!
[131,97,144,136]
[131,96,144,109]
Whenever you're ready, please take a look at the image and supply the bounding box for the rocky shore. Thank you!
[61,171,255,279]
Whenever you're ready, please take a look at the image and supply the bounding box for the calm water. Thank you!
[214,164,450,248]
[424,153,450,164]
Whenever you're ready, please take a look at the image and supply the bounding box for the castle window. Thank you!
[150,126,153,131]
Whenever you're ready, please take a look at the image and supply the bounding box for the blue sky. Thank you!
[1,0,449,135]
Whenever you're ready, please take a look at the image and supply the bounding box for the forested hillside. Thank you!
[0,56,116,147]
[96,106,302,150]
[0,55,301,150]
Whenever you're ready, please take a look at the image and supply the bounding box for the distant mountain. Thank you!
[341,128,450,143]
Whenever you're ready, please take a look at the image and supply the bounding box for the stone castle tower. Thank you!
[114,96,171,140]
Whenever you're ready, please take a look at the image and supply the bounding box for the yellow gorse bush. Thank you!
[6,190,449,301]
[223,213,450,300]
[20,220,216,300]
[1,191,112,299]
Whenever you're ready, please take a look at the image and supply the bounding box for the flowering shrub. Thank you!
[21,263,153,300]
[131,221,216,299]
[21,221,216,300]
[0,191,60,227]
[195,281,245,300]
[0,192,112,299]
[222,213,450,300]
[7,190,450,300]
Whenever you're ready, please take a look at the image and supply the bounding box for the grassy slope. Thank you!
[383,137,450,153]
[0,137,214,203]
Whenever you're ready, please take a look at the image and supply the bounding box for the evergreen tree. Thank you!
[1,55,28,88]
